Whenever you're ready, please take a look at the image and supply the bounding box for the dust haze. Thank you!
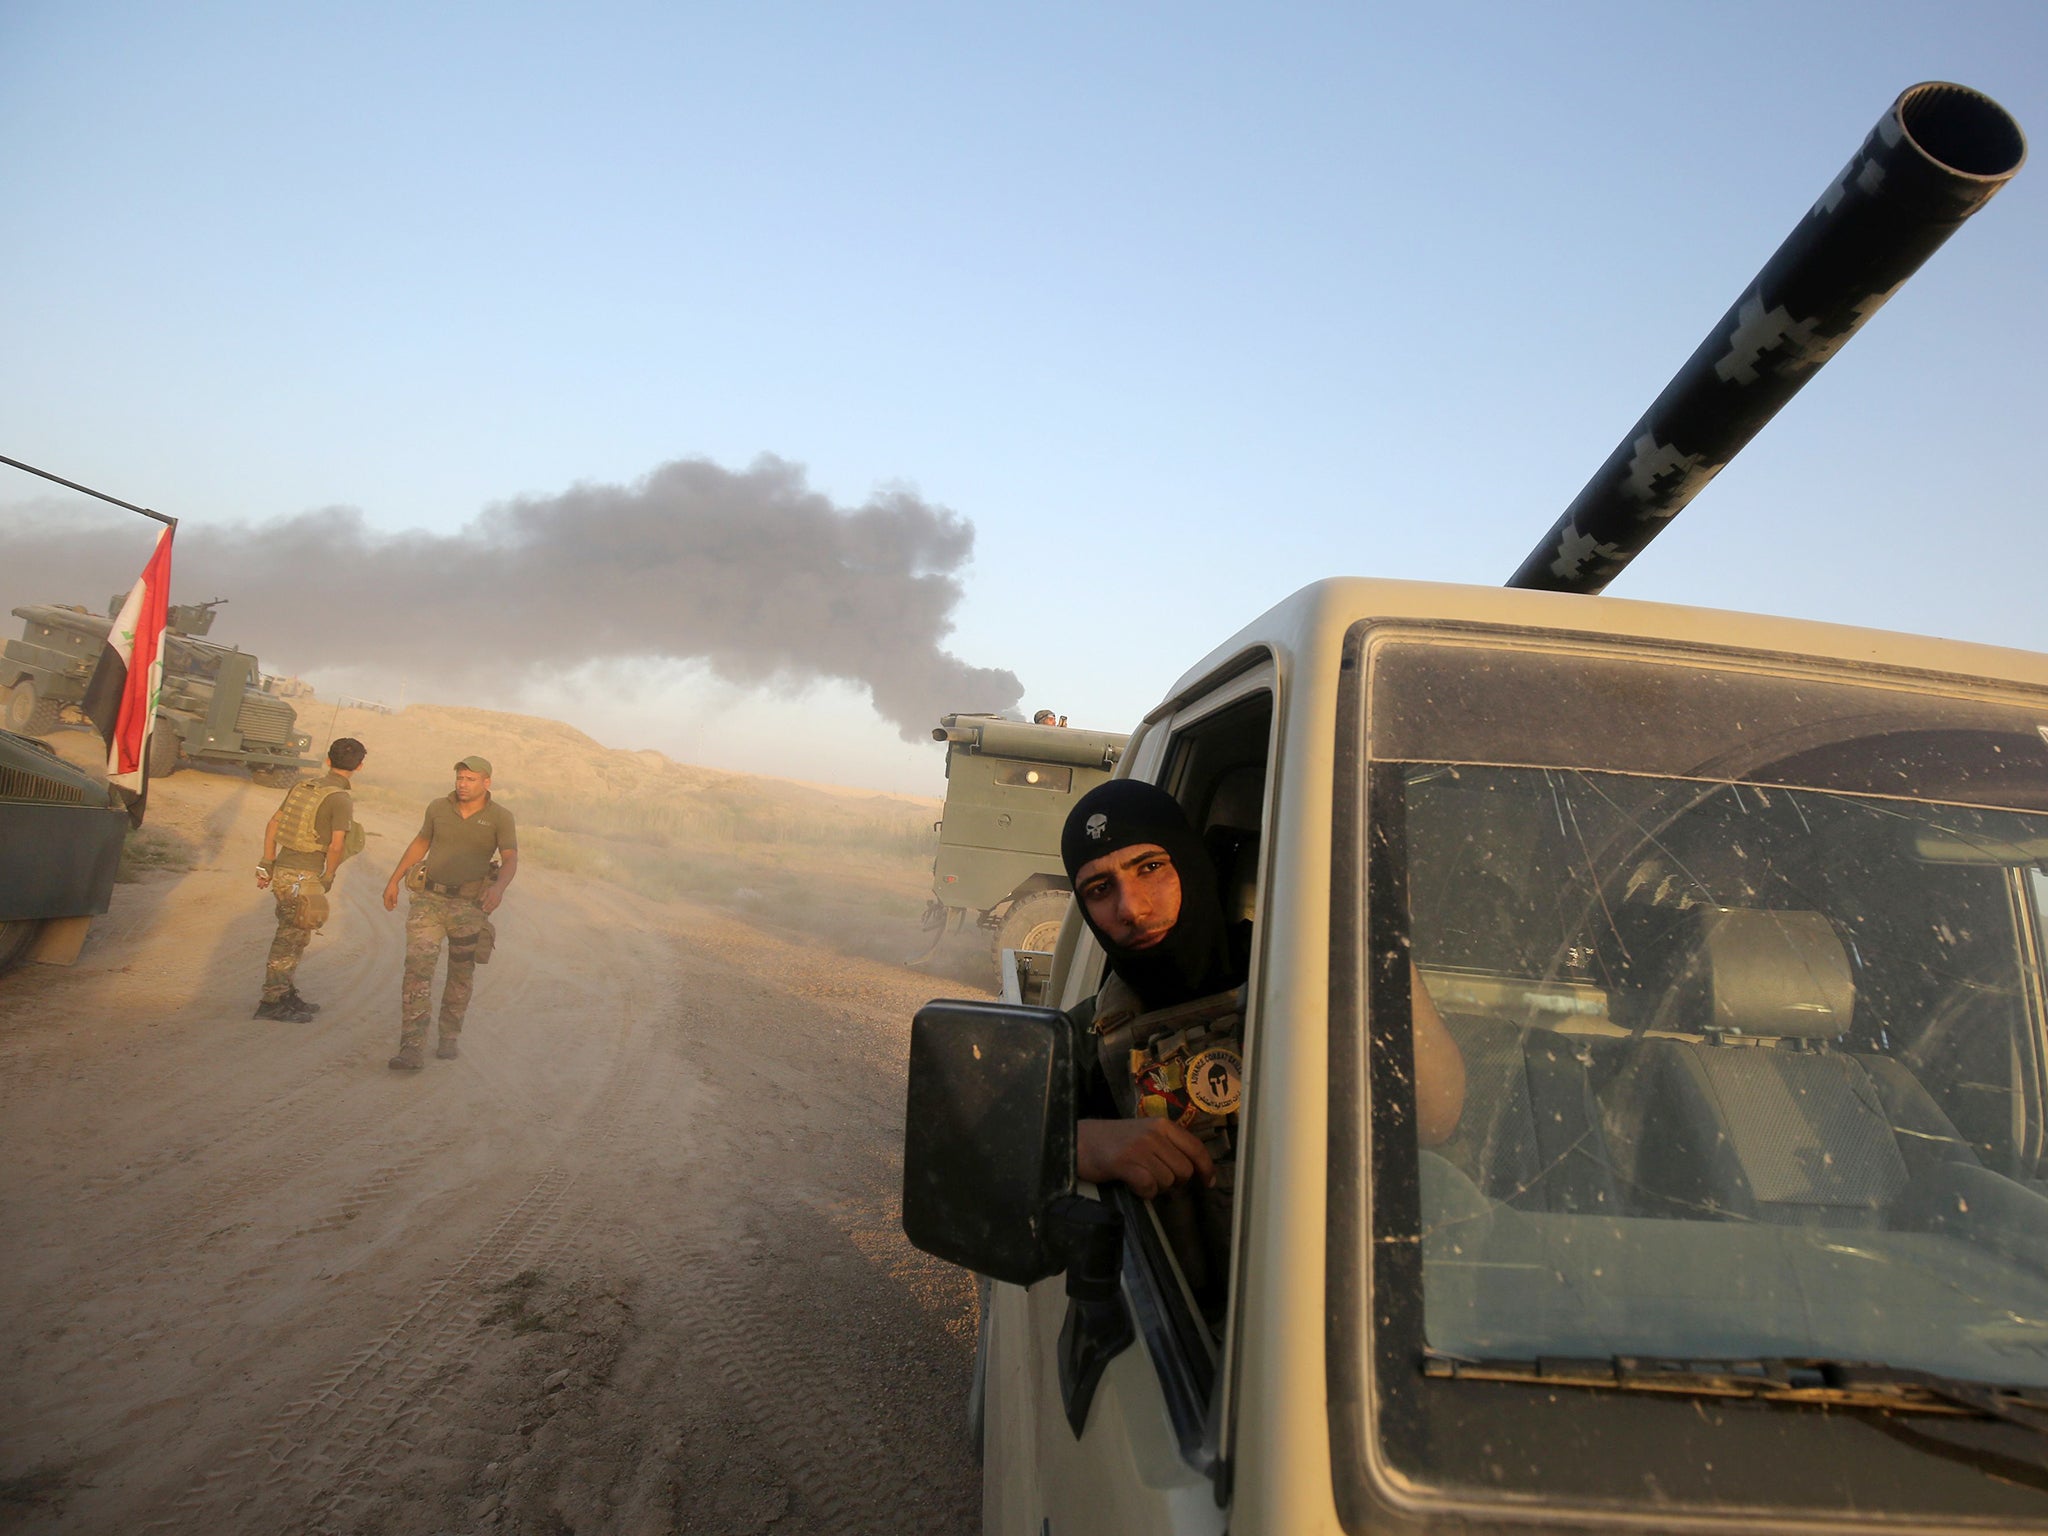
[0,454,1022,739]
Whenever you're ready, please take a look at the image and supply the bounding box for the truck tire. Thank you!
[995,890,1070,957]
[5,680,60,736]
[147,718,182,778]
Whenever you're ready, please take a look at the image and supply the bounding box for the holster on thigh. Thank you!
[292,886,330,931]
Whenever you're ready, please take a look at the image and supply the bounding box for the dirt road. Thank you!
[0,764,985,1534]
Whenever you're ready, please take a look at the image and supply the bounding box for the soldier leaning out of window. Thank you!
[1058,780,1466,1316]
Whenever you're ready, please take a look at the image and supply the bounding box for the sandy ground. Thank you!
[0,754,988,1534]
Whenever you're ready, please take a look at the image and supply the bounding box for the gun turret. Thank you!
[107,594,227,636]
[168,598,226,637]
[1510,82,2026,595]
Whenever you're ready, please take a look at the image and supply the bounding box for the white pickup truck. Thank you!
[905,84,2048,1534]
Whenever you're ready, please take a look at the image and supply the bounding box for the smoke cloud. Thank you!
[0,455,1022,738]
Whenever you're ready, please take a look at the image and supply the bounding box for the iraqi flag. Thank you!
[83,524,174,827]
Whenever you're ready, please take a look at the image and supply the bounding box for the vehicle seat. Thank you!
[1202,764,1265,929]
[1598,908,1965,1227]
[1436,1013,1621,1214]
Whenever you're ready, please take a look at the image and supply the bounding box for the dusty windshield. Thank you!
[166,637,222,681]
[1368,635,2048,1388]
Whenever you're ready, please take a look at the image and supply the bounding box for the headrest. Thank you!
[1204,763,1265,833]
[1689,909,1854,1039]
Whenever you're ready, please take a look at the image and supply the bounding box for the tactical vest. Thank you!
[276,780,365,863]
[1086,973,1244,1322]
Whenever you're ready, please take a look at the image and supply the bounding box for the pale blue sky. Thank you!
[4,2,2043,791]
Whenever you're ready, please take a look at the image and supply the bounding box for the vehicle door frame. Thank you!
[983,651,1278,1536]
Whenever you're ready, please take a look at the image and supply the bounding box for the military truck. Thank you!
[2,597,313,782]
[916,712,1129,961]
[0,726,129,975]
[904,84,2048,1532]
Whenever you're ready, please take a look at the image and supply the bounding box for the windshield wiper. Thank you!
[1423,1352,2048,1434]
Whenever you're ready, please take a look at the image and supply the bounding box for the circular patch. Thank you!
[1184,1045,1242,1116]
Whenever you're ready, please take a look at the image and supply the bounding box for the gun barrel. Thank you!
[1509,82,2025,595]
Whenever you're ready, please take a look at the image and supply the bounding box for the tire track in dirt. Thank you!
[136,895,685,1535]
[638,1219,974,1535]
[4,823,984,1536]
[24,878,546,1304]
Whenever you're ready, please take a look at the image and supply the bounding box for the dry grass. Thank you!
[116,827,196,882]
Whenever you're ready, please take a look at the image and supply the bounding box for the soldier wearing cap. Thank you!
[253,737,367,1022]
[381,755,519,1071]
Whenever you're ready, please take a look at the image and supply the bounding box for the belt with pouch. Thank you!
[421,875,488,899]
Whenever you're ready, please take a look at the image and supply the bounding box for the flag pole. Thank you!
[1,455,177,528]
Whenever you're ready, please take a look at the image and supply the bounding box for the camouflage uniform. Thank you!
[261,868,326,1002]
[259,772,351,1008]
[393,783,514,1064]
[400,888,487,1055]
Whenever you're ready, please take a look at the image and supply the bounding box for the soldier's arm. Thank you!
[1412,963,1466,1148]
[258,809,283,889]
[1077,1117,1215,1198]
[481,849,518,914]
[382,834,433,911]
[322,828,347,887]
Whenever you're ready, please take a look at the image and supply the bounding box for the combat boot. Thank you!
[255,996,317,1023]
[387,1045,425,1072]
[285,986,322,1015]
[435,1037,460,1060]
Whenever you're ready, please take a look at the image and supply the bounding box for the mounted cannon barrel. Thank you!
[1509,82,2026,595]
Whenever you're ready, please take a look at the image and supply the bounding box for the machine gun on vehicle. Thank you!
[904,83,2047,1536]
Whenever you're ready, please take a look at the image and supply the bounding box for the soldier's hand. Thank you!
[480,885,503,914]
[255,868,271,891]
[382,882,399,912]
[1076,1116,1215,1199]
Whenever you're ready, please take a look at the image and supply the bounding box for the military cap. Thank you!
[455,755,493,776]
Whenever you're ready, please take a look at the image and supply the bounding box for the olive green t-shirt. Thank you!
[274,772,355,873]
[419,794,517,886]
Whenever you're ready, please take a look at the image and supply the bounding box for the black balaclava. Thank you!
[1061,779,1235,1011]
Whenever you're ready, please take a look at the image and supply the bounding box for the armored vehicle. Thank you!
[917,712,1129,960]
[0,727,127,975]
[1,603,101,734]
[903,84,2046,1533]
[2,598,312,781]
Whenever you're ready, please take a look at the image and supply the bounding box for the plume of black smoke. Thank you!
[0,455,1022,737]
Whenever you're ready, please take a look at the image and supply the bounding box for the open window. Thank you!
[1074,665,1275,1473]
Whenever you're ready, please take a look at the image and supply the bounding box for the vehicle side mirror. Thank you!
[902,999,1076,1286]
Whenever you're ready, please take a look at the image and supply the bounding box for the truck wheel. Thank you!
[5,681,60,735]
[147,718,182,778]
[0,919,42,976]
[995,890,1071,956]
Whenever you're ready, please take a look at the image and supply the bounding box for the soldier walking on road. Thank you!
[382,755,518,1071]
[254,737,367,1022]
